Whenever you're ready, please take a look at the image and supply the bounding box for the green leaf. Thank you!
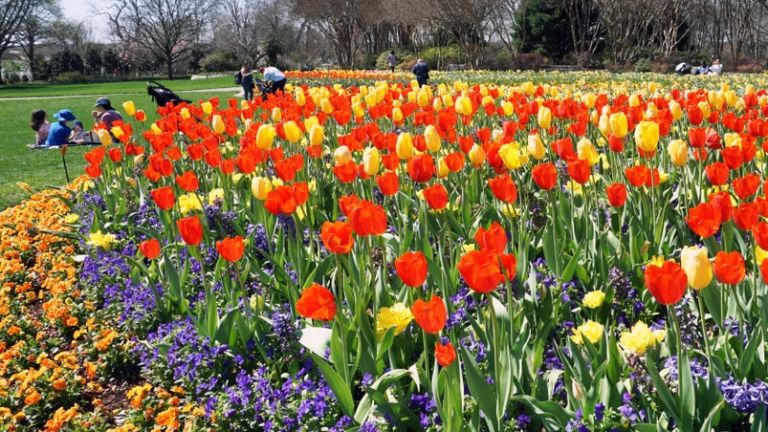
[311,353,354,417]
[511,395,571,430]
[699,400,724,432]
[646,356,681,425]
[678,351,695,431]
[738,326,762,380]
[460,347,498,432]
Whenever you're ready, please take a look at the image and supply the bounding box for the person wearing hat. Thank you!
[412,58,430,87]
[45,109,76,147]
[91,97,123,129]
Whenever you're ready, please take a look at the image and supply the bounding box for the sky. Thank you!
[61,0,109,40]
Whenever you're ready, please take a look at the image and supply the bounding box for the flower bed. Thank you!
[7,74,768,431]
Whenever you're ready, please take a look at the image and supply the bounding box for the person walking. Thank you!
[240,61,255,100]
[387,50,397,72]
[412,58,430,87]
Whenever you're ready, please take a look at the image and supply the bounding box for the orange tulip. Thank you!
[644,260,687,305]
[474,222,507,254]
[422,184,448,210]
[733,202,760,231]
[606,183,627,207]
[175,171,199,192]
[216,236,245,262]
[176,216,204,246]
[376,172,399,196]
[457,249,515,293]
[532,163,558,190]
[686,203,721,238]
[139,238,161,259]
[407,153,435,183]
[435,341,456,367]
[348,200,387,236]
[265,186,298,215]
[320,221,354,254]
[151,186,175,211]
[395,251,428,287]
[296,283,336,321]
[705,162,729,186]
[713,251,745,285]
[411,295,447,334]
[733,173,761,200]
[488,174,517,203]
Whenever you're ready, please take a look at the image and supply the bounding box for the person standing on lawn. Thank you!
[91,97,123,129]
[260,66,287,94]
[387,50,397,72]
[240,61,255,100]
[46,109,76,147]
[412,58,430,87]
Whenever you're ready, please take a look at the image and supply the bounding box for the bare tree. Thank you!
[108,0,210,79]
[13,0,60,79]
[0,0,38,78]
[487,0,521,56]
[561,0,601,65]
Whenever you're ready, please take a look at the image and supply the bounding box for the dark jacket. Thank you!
[412,62,430,79]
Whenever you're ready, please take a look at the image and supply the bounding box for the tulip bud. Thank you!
[251,176,273,200]
[634,120,659,153]
[527,134,546,160]
[468,144,486,167]
[283,121,302,143]
[609,112,628,138]
[271,107,282,123]
[392,107,403,123]
[437,157,449,178]
[396,133,414,160]
[681,246,713,290]
[424,125,441,153]
[577,138,599,166]
[667,139,688,167]
[333,146,352,166]
[363,147,380,175]
[256,124,276,150]
[212,114,226,134]
[97,129,112,146]
[201,101,213,115]
[537,106,552,130]
[309,124,324,146]
[122,100,136,116]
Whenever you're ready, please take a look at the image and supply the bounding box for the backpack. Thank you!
[234,71,242,85]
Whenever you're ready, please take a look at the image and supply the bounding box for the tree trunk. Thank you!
[167,58,173,79]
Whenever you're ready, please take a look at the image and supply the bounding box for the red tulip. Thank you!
[713,251,745,285]
[376,172,399,196]
[567,159,591,184]
[474,223,507,254]
[216,236,245,262]
[151,186,175,211]
[686,203,721,238]
[435,341,456,367]
[176,171,199,192]
[395,251,428,287]
[176,216,204,246]
[139,238,161,259]
[488,174,517,203]
[411,296,447,334]
[320,221,354,254]
[606,183,627,207]
[644,260,687,305]
[296,283,336,321]
[705,162,729,186]
[531,163,558,190]
[422,184,448,210]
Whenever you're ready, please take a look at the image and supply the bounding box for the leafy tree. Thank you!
[516,0,573,60]
[85,46,102,75]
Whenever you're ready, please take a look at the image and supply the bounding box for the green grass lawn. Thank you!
[0,76,236,98]
[0,84,241,209]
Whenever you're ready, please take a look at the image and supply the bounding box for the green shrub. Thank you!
[50,72,87,84]
[200,51,241,73]
[375,49,413,70]
[634,58,652,72]
[418,46,462,70]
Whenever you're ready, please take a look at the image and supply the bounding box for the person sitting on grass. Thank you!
[260,66,287,94]
[46,109,76,147]
[91,97,123,129]
[30,109,50,147]
[70,121,86,144]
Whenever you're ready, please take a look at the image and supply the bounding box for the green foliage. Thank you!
[516,0,573,61]
[375,49,412,70]
[418,46,462,70]
[200,51,241,73]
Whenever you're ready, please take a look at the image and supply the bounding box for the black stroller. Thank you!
[147,80,191,107]
[253,77,274,96]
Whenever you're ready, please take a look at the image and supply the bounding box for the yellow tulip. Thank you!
[570,320,604,345]
[97,129,112,146]
[122,101,136,116]
[375,303,413,338]
[201,101,213,115]
[417,90,429,107]
[577,138,599,166]
[468,145,486,166]
[363,147,380,175]
[295,88,306,106]
[271,107,282,123]
[526,134,546,160]
[207,188,225,205]
[321,98,334,114]
[256,124,276,150]
[437,157,449,178]
[501,101,515,116]
[629,94,640,107]
[498,143,524,169]
[392,107,403,123]
[87,231,116,250]
[698,101,711,119]
[251,176,273,200]
[582,291,605,309]
[180,107,191,119]
[537,106,552,130]
[178,193,203,215]
[634,120,659,153]
[667,139,688,167]
[424,125,441,153]
[608,112,628,138]
[680,246,713,290]
[283,121,302,144]
[333,146,352,166]
[396,133,414,160]
[110,126,124,139]
[212,114,226,134]
[309,124,324,146]
[670,101,683,121]
[582,93,596,108]
[724,133,742,148]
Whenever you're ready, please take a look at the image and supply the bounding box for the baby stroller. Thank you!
[253,77,273,96]
[147,80,191,107]
[675,62,692,75]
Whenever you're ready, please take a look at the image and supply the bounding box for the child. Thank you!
[70,121,86,144]
[46,109,76,147]
[30,109,50,147]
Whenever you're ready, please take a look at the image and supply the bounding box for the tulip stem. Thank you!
[696,292,713,375]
